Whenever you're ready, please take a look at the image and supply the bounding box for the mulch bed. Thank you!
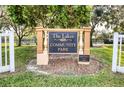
[27,54,103,76]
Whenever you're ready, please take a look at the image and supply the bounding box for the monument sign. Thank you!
[36,27,91,65]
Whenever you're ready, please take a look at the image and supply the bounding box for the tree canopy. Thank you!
[4,5,92,46]
[92,5,124,32]
[8,5,92,28]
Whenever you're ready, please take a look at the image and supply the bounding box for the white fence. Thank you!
[0,31,15,73]
[112,32,124,73]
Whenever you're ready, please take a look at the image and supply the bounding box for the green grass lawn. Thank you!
[0,45,124,87]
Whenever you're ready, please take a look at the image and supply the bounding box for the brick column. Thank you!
[83,27,91,55]
[36,27,43,54]
[36,27,48,65]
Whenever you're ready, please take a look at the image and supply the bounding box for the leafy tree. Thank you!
[0,6,8,30]
[4,5,124,47]
[7,5,37,46]
[91,5,124,47]
[1,5,92,46]
[43,5,92,28]
[23,5,92,28]
[104,6,124,32]
[90,5,111,47]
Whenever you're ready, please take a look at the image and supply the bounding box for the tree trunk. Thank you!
[17,37,22,46]
[90,32,93,47]
[90,27,95,47]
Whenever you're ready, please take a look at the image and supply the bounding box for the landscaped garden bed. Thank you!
[27,56,102,76]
